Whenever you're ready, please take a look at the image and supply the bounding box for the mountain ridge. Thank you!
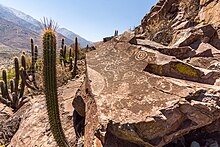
[0,4,92,50]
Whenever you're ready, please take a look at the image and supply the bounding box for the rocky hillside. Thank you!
[0,0,220,147]
[73,0,220,146]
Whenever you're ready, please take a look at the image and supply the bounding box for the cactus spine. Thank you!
[42,24,69,147]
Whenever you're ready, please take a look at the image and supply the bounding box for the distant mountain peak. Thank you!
[0,4,92,49]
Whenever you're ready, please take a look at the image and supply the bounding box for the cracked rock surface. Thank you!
[74,33,220,146]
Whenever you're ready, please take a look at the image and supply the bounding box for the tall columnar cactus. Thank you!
[63,45,67,67]
[19,53,37,91]
[60,48,64,65]
[14,57,20,95]
[60,38,65,65]
[28,39,38,87]
[0,81,10,105]
[69,47,72,61]
[2,70,9,98]
[61,38,65,50]
[32,45,38,88]
[10,79,14,93]
[72,37,78,77]
[69,57,73,72]
[31,38,34,57]
[42,20,69,147]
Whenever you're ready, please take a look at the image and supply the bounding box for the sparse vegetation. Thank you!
[0,47,39,112]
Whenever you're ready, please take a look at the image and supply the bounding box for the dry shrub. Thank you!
[29,59,84,95]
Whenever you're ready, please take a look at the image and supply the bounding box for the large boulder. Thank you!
[172,24,216,48]
[71,1,220,146]
[73,37,220,146]
[199,0,220,26]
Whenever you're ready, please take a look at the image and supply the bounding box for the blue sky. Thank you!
[0,0,158,42]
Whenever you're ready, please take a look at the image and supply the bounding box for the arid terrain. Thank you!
[1,0,220,147]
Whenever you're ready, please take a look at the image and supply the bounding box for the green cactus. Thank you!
[0,67,27,111]
[69,47,72,61]
[0,81,10,105]
[20,54,37,90]
[31,38,34,57]
[0,81,7,100]
[32,45,38,88]
[61,38,65,50]
[21,54,29,81]
[63,45,67,67]
[2,70,10,101]
[19,67,26,98]
[10,79,14,93]
[69,57,73,72]
[0,39,39,112]
[0,55,31,111]
[28,39,38,86]
[19,67,36,91]
[21,54,27,70]
[34,46,38,64]
[14,57,20,94]
[61,38,66,65]
[60,48,64,65]
[42,20,70,147]
[72,37,78,78]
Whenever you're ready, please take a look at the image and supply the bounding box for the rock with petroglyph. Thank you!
[73,31,220,146]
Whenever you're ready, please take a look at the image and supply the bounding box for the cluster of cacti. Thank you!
[0,57,27,112]
[42,19,70,147]
[0,39,39,112]
[59,37,79,78]
[20,52,38,91]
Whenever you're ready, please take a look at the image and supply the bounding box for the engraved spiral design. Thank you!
[135,51,147,61]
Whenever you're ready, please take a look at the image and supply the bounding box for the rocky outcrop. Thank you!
[0,117,20,146]
[70,0,220,146]
[72,29,220,146]
[136,0,220,50]
[1,0,219,147]
[6,77,83,147]
[199,0,220,26]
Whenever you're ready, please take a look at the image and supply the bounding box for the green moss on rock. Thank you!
[170,62,199,78]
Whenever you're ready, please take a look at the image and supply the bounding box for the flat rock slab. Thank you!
[135,38,196,59]
[76,39,220,146]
